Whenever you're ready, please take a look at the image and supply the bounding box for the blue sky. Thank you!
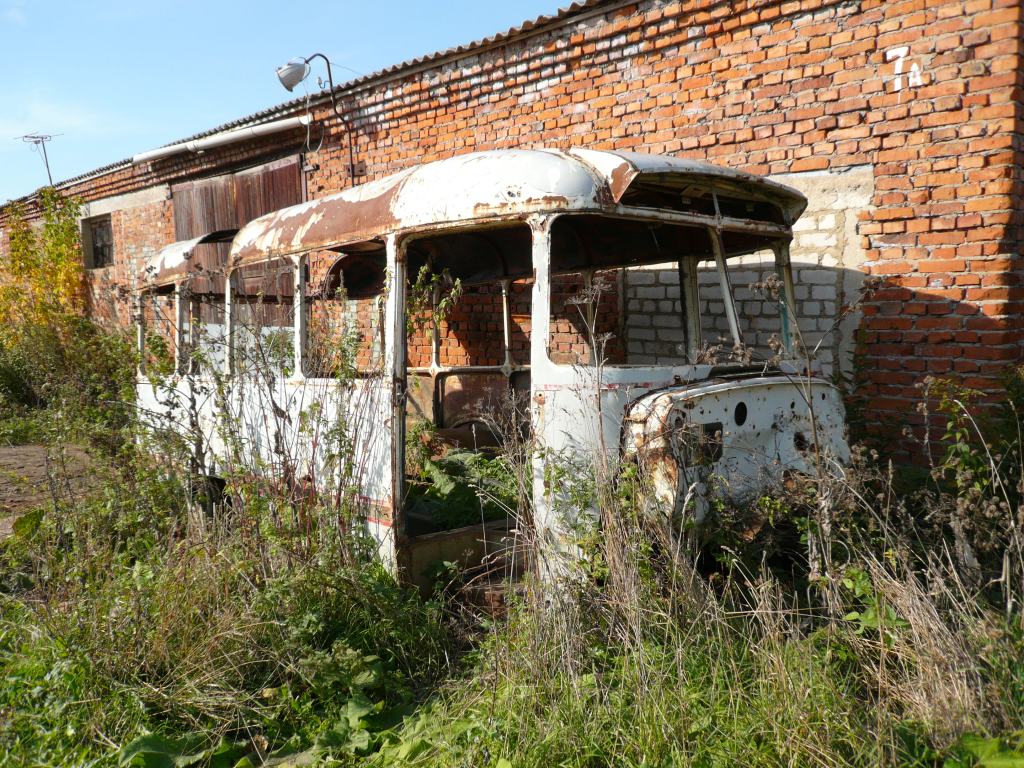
[0,0,566,203]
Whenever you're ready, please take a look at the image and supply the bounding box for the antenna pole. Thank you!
[38,139,53,185]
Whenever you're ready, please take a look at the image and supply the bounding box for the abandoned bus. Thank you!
[136,148,848,580]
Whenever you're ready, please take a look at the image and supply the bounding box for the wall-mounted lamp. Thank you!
[276,58,312,92]
[276,53,364,179]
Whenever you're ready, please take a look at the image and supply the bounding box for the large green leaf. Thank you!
[117,734,209,768]
[206,740,249,768]
[947,734,1024,767]
[11,508,42,538]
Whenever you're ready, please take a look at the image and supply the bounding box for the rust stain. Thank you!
[471,194,572,217]
[231,175,405,268]
[145,229,237,287]
[606,160,640,203]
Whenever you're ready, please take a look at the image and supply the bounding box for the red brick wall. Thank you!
[407,281,533,369]
[2,0,1022,456]
[549,271,627,365]
[86,197,175,326]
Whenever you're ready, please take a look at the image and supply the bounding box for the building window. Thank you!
[83,215,113,269]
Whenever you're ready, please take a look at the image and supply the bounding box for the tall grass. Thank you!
[359,368,1024,767]
[3,339,1024,766]
[0,438,456,766]
[359,446,1024,766]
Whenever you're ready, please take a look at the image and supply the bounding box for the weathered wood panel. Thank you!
[172,156,302,293]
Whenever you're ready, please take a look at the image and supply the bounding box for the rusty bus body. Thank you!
[137,148,848,579]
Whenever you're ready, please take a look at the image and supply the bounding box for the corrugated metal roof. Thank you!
[44,0,622,194]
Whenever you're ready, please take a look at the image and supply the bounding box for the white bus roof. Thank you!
[228,148,807,269]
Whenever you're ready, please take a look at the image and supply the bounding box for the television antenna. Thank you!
[16,133,61,186]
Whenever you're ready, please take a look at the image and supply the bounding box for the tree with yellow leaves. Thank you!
[0,187,86,345]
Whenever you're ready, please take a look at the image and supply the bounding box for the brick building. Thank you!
[0,0,1021,457]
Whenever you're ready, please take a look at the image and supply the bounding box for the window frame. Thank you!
[136,285,182,376]
[542,213,797,369]
[225,255,301,380]
[301,251,390,381]
[82,214,114,270]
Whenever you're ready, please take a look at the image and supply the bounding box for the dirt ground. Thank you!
[0,445,95,538]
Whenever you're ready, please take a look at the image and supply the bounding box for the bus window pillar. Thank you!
[293,255,307,379]
[386,233,407,573]
[528,214,565,580]
[773,241,799,356]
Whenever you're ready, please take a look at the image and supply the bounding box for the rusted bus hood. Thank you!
[143,229,237,288]
[623,375,848,521]
[228,147,808,266]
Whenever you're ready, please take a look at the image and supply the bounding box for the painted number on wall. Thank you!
[886,46,923,91]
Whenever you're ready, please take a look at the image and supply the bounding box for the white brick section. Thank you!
[776,165,874,380]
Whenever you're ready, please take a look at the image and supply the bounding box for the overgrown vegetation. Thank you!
[0,189,134,449]
[405,421,517,532]
[0,193,1023,766]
